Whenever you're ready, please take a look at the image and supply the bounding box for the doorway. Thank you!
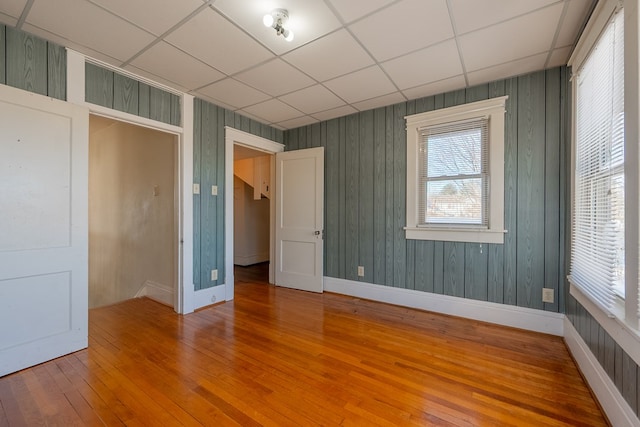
[89,115,178,309]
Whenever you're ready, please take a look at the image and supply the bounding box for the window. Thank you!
[569,7,626,317]
[405,97,507,244]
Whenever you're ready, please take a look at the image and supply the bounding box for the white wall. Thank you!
[89,116,176,308]
[233,176,269,266]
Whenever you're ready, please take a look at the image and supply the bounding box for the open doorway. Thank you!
[233,144,271,285]
[89,115,178,309]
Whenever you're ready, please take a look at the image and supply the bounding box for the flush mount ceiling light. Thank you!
[263,8,294,42]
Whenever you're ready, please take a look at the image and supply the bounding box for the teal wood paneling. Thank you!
[282,67,572,312]
[84,63,180,126]
[345,114,359,281]
[568,295,640,417]
[193,99,202,289]
[392,103,406,288]
[503,78,519,305]
[1,27,65,99]
[149,86,171,124]
[6,27,48,96]
[138,83,151,118]
[0,25,5,85]
[516,71,546,310]
[85,62,113,107]
[47,43,66,100]
[192,98,283,291]
[373,108,386,285]
[544,68,561,312]
[325,118,340,279]
[384,106,395,287]
[359,110,374,283]
[113,73,139,115]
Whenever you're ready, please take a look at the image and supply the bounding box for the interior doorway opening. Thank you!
[233,144,272,285]
[88,115,178,309]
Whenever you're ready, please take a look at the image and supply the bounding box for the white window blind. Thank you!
[418,118,488,227]
[570,9,625,314]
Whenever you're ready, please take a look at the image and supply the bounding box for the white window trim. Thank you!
[567,0,640,365]
[405,96,507,244]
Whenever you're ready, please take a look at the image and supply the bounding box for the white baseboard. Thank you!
[234,252,269,266]
[323,277,564,336]
[194,285,226,310]
[135,280,173,307]
[564,318,639,427]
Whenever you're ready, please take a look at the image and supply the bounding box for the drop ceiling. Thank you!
[0,0,595,130]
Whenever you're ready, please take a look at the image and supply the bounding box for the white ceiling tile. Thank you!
[166,7,273,75]
[459,3,563,72]
[21,23,128,68]
[352,92,406,112]
[402,75,466,100]
[25,0,156,62]
[466,53,547,86]
[276,116,319,129]
[242,99,304,124]
[349,0,453,61]
[555,0,595,47]
[546,46,572,68]
[88,0,205,36]
[279,85,345,114]
[213,0,342,56]
[198,78,271,109]
[235,59,315,97]
[0,0,26,20]
[450,0,558,35]
[324,66,397,104]
[283,29,374,82]
[325,0,395,24]
[129,41,225,90]
[311,105,358,122]
[382,39,462,90]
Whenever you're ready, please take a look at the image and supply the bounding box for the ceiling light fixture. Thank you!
[263,8,294,42]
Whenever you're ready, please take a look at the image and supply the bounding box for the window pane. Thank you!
[425,178,482,224]
[427,127,482,178]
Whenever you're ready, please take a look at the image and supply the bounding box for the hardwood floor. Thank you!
[0,279,607,426]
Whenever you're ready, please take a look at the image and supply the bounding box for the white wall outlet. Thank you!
[542,288,554,303]
[193,183,200,194]
[211,185,218,196]
[211,269,218,281]
[357,266,364,277]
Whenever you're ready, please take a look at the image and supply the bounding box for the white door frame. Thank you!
[224,126,285,301]
[66,49,195,314]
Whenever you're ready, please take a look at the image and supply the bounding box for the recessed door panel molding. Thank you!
[0,101,72,252]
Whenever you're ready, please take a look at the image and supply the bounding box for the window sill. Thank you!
[569,283,640,367]
[404,227,505,244]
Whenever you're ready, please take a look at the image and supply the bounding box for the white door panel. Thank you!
[0,84,89,376]
[275,147,324,293]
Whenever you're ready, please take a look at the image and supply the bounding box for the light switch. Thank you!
[193,183,200,194]
[211,185,218,196]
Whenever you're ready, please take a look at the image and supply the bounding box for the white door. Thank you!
[275,147,324,293]
[0,84,89,376]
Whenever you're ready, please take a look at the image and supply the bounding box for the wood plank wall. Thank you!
[85,62,180,126]
[285,68,565,312]
[192,98,283,290]
[0,24,66,100]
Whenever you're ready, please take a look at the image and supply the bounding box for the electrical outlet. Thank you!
[211,185,218,196]
[211,269,218,281]
[357,266,364,277]
[542,288,554,303]
[193,183,200,194]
